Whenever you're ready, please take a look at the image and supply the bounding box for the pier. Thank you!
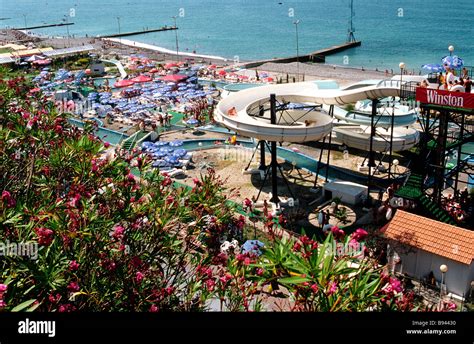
[99,26,178,38]
[13,22,74,30]
[240,41,361,69]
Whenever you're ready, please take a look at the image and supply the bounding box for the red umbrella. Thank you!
[149,68,159,73]
[264,77,274,82]
[33,59,52,66]
[164,62,179,69]
[131,75,152,83]
[29,87,41,93]
[218,70,227,76]
[114,79,135,88]
[239,75,249,80]
[160,74,188,83]
[209,64,217,69]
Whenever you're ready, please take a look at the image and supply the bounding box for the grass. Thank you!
[0,47,13,54]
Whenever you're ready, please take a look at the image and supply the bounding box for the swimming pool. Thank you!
[93,77,117,88]
[68,118,128,146]
[198,79,229,89]
[222,83,264,92]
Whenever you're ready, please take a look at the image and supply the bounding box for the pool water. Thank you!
[223,83,264,92]
[68,118,128,146]
[93,77,117,88]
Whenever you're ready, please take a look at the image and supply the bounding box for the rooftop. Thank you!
[381,210,474,265]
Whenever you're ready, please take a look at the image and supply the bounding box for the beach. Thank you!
[1,28,394,87]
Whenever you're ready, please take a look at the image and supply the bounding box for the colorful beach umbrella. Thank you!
[441,55,464,69]
[161,74,188,83]
[131,75,152,83]
[114,79,135,88]
[421,64,444,73]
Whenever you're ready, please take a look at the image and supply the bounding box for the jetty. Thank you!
[99,26,178,39]
[13,22,74,30]
[240,41,361,68]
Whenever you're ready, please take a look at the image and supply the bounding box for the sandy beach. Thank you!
[1,29,396,86]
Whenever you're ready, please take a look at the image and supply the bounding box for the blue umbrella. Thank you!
[441,55,464,69]
[241,240,265,256]
[172,148,187,157]
[421,64,444,73]
[169,140,183,147]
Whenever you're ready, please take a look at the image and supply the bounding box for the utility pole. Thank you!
[293,20,300,82]
[347,0,356,42]
[172,16,179,61]
[116,16,122,43]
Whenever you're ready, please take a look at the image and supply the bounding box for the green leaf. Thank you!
[11,299,37,312]
[278,276,310,285]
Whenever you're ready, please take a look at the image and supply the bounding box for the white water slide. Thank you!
[215,80,418,149]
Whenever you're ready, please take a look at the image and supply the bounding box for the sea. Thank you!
[1,0,473,71]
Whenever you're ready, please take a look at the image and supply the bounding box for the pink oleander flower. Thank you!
[0,284,7,293]
[351,228,369,242]
[104,142,110,148]
[112,225,125,240]
[67,282,80,293]
[1,191,15,208]
[389,277,403,293]
[256,268,264,276]
[34,227,54,246]
[149,304,159,312]
[327,281,338,295]
[193,177,201,186]
[311,283,319,293]
[136,272,144,283]
[243,198,252,208]
[330,226,345,240]
[69,260,79,271]
[0,300,6,309]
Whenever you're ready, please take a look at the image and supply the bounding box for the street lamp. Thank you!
[448,45,454,56]
[440,264,448,297]
[22,14,27,28]
[172,16,179,62]
[399,62,405,83]
[63,15,70,48]
[293,20,300,82]
[116,17,121,43]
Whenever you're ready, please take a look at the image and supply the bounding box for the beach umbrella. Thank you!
[218,70,227,76]
[209,64,217,69]
[421,64,444,73]
[264,77,274,82]
[33,59,52,66]
[114,79,135,88]
[131,75,153,83]
[441,55,464,69]
[149,68,160,73]
[161,74,188,83]
[165,62,179,69]
[172,148,187,157]
[241,240,265,256]
[169,140,183,147]
[25,55,45,62]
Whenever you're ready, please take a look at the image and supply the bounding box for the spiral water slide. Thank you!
[215,80,410,144]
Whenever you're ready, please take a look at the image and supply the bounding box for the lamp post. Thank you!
[293,20,300,82]
[448,45,454,57]
[116,16,121,44]
[399,62,405,84]
[63,15,70,48]
[440,264,448,298]
[172,16,179,62]
[22,14,27,28]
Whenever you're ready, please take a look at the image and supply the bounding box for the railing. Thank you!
[400,81,418,100]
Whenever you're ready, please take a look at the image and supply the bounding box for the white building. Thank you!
[382,210,474,299]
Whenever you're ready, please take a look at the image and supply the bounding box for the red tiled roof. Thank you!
[381,210,474,265]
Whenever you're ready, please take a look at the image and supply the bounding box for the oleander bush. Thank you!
[0,72,441,312]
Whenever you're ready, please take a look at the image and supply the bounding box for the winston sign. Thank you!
[416,88,474,109]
